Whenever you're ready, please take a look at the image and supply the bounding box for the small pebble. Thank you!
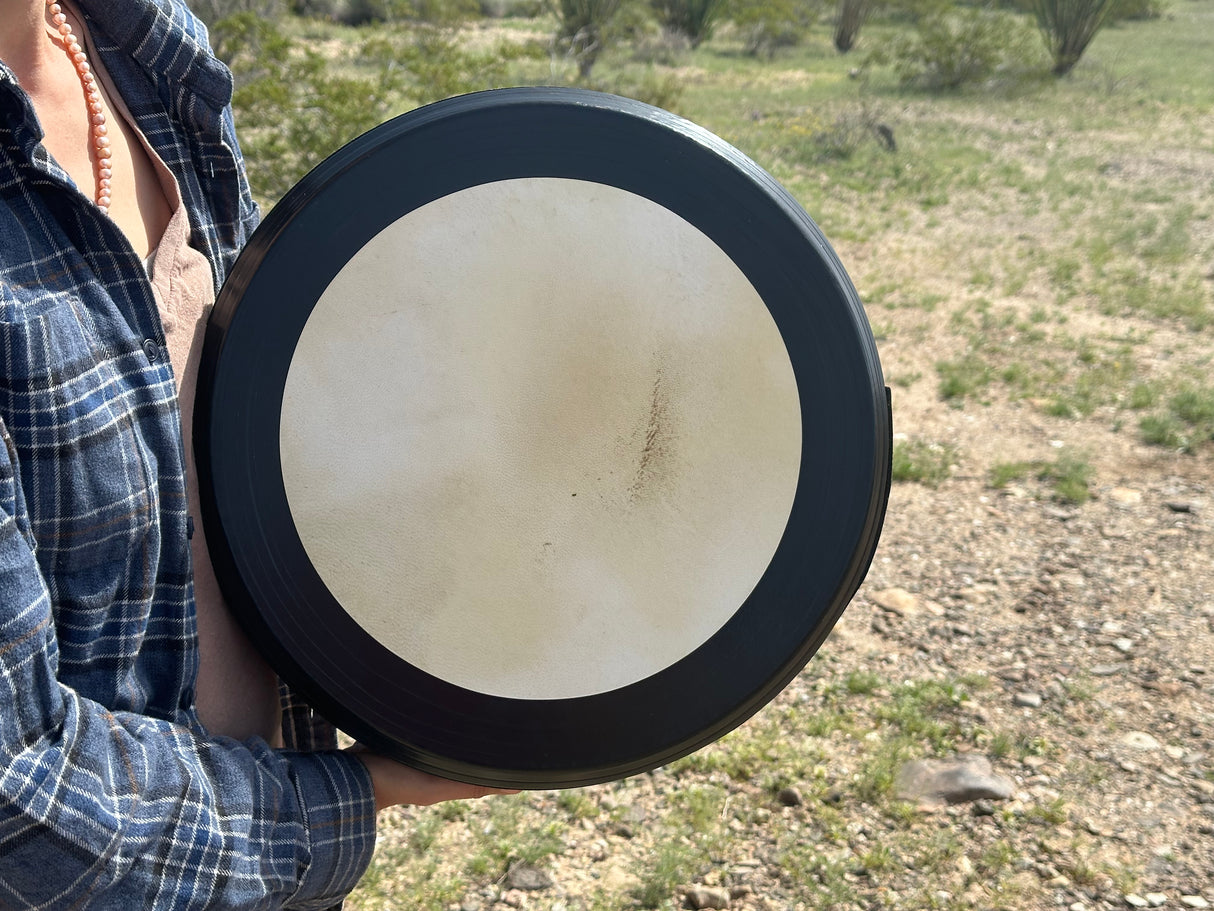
[1146,895,1167,907]
[1126,896,1149,909]
[777,787,804,807]
[1014,692,1042,708]
[1180,898,1209,910]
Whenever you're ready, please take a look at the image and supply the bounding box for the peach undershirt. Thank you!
[87,32,284,746]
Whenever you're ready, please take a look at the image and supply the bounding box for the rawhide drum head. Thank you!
[197,87,891,789]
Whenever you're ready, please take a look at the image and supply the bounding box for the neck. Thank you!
[0,1,60,87]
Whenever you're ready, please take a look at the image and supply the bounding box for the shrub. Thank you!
[834,0,874,52]
[190,0,284,27]
[583,66,686,109]
[215,15,405,203]
[891,439,956,486]
[289,0,341,17]
[548,0,627,76]
[651,0,728,46]
[868,7,1037,89]
[1108,0,1164,20]
[1031,0,1116,75]
[340,0,480,23]
[730,0,815,57]
[216,15,530,205]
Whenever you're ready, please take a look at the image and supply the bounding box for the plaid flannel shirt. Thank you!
[0,1,377,907]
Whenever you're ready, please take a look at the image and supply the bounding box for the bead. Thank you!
[47,0,111,215]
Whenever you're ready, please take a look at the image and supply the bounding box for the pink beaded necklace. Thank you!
[46,0,112,214]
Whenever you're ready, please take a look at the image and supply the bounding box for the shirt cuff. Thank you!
[284,750,377,910]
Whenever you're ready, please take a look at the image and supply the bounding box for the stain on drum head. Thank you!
[280,178,802,700]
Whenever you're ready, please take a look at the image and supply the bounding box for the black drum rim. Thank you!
[196,87,891,788]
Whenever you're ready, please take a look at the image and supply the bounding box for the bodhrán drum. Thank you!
[196,87,891,789]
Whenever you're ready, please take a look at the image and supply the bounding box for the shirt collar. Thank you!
[73,0,234,110]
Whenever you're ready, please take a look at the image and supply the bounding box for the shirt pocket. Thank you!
[0,287,159,621]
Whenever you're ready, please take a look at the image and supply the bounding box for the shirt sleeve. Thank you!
[0,418,377,911]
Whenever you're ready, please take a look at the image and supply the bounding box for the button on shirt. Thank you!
[0,1,375,908]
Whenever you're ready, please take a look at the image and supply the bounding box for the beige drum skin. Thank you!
[279,178,802,700]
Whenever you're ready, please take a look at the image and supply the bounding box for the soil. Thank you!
[351,63,1214,911]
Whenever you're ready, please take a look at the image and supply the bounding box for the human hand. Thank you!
[348,748,519,811]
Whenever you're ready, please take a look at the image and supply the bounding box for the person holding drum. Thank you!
[0,1,509,907]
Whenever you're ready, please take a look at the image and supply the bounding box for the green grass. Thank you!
[1139,382,1214,451]
[989,452,1094,503]
[891,438,957,486]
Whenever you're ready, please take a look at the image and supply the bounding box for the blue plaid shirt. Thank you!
[0,2,376,907]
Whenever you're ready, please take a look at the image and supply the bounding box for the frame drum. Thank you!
[197,87,891,788]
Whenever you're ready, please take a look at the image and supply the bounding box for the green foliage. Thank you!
[936,352,992,400]
[834,0,874,51]
[340,0,482,24]
[729,0,815,57]
[868,7,1039,88]
[190,0,284,27]
[215,14,530,206]
[582,66,686,109]
[891,438,956,486]
[1139,383,1214,452]
[214,15,403,203]
[1108,0,1164,21]
[1032,0,1116,75]
[652,0,728,46]
[631,841,701,908]
[989,452,1094,503]
[548,0,628,76]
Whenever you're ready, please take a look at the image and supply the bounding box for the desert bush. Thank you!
[867,7,1038,88]
[548,0,628,76]
[651,0,728,46]
[340,0,480,23]
[1031,0,1116,75]
[582,66,686,109]
[215,14,530,204]
[289,0,341,17]
[1108,0,1164,20]
[214,15,404,202]
[730,0,815,56]
[834,0,874,51]
[190,0,284,27]
[780,102,895,162]
[631,26,694,64]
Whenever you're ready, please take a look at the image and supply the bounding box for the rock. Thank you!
[506,864,554,892]
[1181,898,1210,910]
[1114,637,1135,654]
[776,787,803,807]
[1121,731,1162,751]
[1091,665,1123,676]
[1110,487,1142,506]
[1146,895,1168,907]
[685,886,731,909]
[894,755,1015,807]
[460,896,483,911]
[1165,500,1193,512]
[972,798,997,816]
[1126,896,1150,909]
[872,587,919,616]
[1014,692,1043,708]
